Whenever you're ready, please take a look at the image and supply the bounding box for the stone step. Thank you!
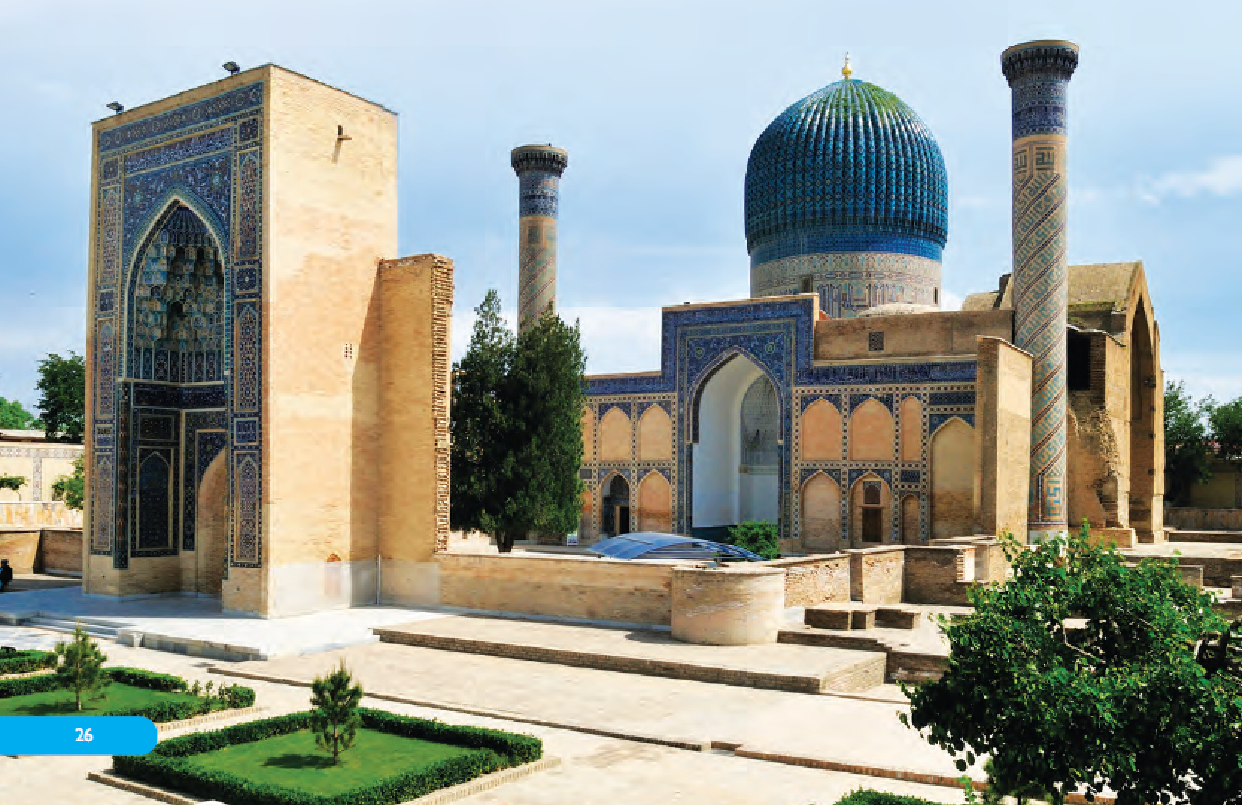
[1169,530,1242,544]
[779,627,949,684]
[375,622,887,695]
[24,616,120,639]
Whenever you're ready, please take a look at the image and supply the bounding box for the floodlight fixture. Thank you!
[223,61,240,75]
[106,102,124,114]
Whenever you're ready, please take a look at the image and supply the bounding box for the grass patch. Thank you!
[182,727,487,796]
[0,680,202,716]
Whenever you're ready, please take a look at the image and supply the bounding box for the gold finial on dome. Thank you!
[842,53,853,80]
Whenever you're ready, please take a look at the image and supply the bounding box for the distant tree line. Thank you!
[1165,381,1242,507]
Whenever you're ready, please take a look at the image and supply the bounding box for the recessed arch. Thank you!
[800,472,841,552]
[580,407,595,462]
[849,471,892,546]
[849,397,895,461]
[637,405,672,461]
[600,472,632,537]
[598,408,632,461]
[901,493,921,545]
[800,398,842,461]
[195,450,229,595]
[899,396,922,462]
[636,471,672,533]
[930,417,977,539]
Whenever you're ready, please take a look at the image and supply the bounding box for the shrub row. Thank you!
[0,650,56,675]
[834,791,950,805]
[114,708,543,805]
[0,668,255,722]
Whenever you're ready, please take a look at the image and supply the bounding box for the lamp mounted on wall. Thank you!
[223,61,240,75]
[106,102,124,115]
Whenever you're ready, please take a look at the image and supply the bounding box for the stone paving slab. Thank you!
[0,585,450,658]
[374,615,887,694]
[0,635,977,805]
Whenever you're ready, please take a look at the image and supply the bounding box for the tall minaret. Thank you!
[1002,40,1079,543]
[511,145,568,333]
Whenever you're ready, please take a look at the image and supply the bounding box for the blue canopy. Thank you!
[588,532,767,562]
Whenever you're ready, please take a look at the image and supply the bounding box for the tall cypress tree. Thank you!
[494,312,586,551]
[450,290,514,536]
[449,291,586,552]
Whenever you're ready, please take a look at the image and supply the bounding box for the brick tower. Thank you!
[511,145,568,333]
[1002,40,1079,542]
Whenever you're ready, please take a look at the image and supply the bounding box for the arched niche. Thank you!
[691,353,780,535]
[598,408,632,462]
[849,472,892,546]
[800,472,841,552]
[800,399,842,461]
[636,472,672,533]
[1128,301,1158,537]
[637,405,672,461]
[901,494,921,545]
[601,474,631,537]
[899,396,922,462]
[849,398,895,461]
[930,418,978,539]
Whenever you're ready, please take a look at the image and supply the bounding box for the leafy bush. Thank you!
[114,708,544,805]
[0,667,253,723]
[726,520,781,560]
[0,672,62,698]
[833,791,949,805]
[0,650,57,675]
[107,667,188,692]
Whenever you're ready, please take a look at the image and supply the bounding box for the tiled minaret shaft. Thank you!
[511,145,568,334]
[1002,40,1079,542]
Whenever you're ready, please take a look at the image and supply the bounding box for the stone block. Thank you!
[804,607,852,630]
[850,609,876,630]
[671,566,786,645]
[875,607,919,629]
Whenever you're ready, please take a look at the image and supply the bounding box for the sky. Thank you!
[0,0,1238,412]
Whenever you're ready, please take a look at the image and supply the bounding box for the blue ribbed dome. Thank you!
[745,79,948,264]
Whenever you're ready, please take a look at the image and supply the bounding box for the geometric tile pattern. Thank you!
[1003,42,1078,534]
[90,80,265,569]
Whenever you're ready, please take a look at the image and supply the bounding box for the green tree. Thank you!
[900,525,1242,805]
[35,352,85,443]
[52,456,85,510]
[450,292,587,552]
[1165,381,1213,506]
[1207,395,1242,508]
[309,659,363,765]
[53,624,110,712]
[451,290,515,540]
[488,311,586,551]
[726,521,781,560]
[0,397,40,430]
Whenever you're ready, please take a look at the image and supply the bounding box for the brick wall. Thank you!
[848,546,905,604]
[766,554,850,606]
[904,545,973,605]
[1165,508,1242,531]
[437,552,675,625]
[40,529,82,574]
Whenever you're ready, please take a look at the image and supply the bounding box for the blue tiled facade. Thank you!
[90,80,265,570]
[580,297,978,544]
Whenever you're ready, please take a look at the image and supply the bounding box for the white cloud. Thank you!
[941,290,965,312]
[1139,155,1242,204]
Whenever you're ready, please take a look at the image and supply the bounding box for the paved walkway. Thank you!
[0,628,968,805]
[0,584,447,657]
[219,626,981,782]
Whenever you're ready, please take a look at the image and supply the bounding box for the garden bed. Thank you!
[0,648,56,676]
[0,667,255,721]
[113,708,544,805]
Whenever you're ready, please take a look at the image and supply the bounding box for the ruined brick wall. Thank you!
[767,554,850,606]
[848,546,904,604]
[904,545,973,605]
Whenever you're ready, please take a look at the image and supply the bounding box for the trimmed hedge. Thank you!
[0,668,256,723]
[114,708,544,805]
[834,791,950,805]
[0,650,56,675]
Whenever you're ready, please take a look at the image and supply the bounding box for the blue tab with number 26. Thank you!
[0,717,156,755]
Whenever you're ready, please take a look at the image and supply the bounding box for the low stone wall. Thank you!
[904,545,973,605]
[766,554,849,606]
[436,552,677,625]
[1165,508,1242,531]
[0,531,39,573]
[930,537,1008,584]
[847,546,905,604]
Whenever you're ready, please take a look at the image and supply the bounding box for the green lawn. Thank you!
[0,681,202,716]
[181,728,488,796]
